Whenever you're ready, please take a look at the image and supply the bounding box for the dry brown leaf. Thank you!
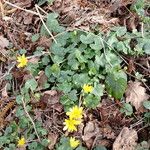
[1,83,8,98]
[125,81,149,110]
[113,127,138,150]
[34,109,43,122]
[51,103,63,112]
[28,57,40,64]
[41,90,60,105]
[82,120,100,149]
[0,35,9,48]
[37,71,48,90]
[38,36,52,48]
[102,125,116,140]
[23,13,33,25]
[48,132,58,150]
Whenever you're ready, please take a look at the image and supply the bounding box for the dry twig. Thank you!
[21,98,41,142]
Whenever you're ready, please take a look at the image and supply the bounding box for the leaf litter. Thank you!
[0,0,150,149]
[113,127,138,150]
[125,81,150,110]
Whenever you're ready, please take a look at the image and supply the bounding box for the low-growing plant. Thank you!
[1,7,150,149]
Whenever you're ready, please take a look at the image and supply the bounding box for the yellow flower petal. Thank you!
[63,118,81,132]
[70,137,80,149]
[17,54,28,68]
[66,105,83,119]
[83,84,93,93]
[17,137,25,147]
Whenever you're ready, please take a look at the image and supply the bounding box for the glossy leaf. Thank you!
[105,70,127,99]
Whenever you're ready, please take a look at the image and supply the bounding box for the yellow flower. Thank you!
[63,118,81,132]
[17,137,25,147]
[83,84,93,93]
[17,54,28,68]
[70,137,80,149]
[66,105,83,119]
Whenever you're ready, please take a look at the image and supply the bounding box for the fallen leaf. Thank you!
[113,127,138,150]
[102,125,116,140]
[2,83,8,98]
[34,109,43,122]
[125,81,149,110]
[48,132,58,150]
[82,120,100,149]
[28,57,40,63]
[23,13,33,25]
[38,36,52,48]
[37,71,48,90]
[41,90,60,105]
[0,35,9,48]
[51,103,63,112]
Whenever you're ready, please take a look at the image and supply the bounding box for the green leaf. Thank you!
[58,70,74,83]
[143,101,150,110]
[112,26,127,37]
[130,0,145,15]
[34,46,45,55]
[27,63,39,76]
[95,51,122,72]
[45,65,52,78]
[80,33,95,44]
[19,116,30,128]
[143,42,150,54]
[52,55,64,64]
[68,90,78,101]
[57,82,72,93]
[60,95,75,112]
[46,13,65,33]
[92,84,104,97]
[42,55,50,65]
[51,43,66,56]
[47,0,55,4]
[84,94,100,108]
[105,70,127,99]
[75,50,87,63]
[120,103,133,116]
[16,95,23,105]
[116,41,128,54]
[107,34,118,47]
[8,144,16,150]
[90,36,103,51]
[31,34,40,42]
[94,146,107,150]
[73,73,90,87]
[28,142,38,149]
[37,0,47,6]
[41,139,49,147]
[67,53,79,70]
[40,13,65,35]
[56,137,72,150]
[25,78,38,92]
[88,60,98,75]
[76,146,87,150]
[144,112,150,117]
[55,32,70,46]
[51,64,60,77]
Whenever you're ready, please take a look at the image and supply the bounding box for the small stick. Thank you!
[0,1,5,18]
[141,22,144,38]
[4,0,45,18]
[21,98,41,142]
[35,4,48,15]
[35,4,57,43]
